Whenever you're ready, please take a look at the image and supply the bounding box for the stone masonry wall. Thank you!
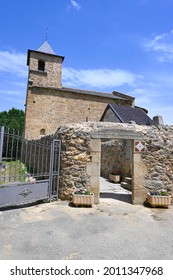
[141,125,173,193]
[101,139,124,178]
[101,139,132,180]
[53,122,173,201]
[28,52,63,88]
[25,87,132,139]
[54,124,92,200]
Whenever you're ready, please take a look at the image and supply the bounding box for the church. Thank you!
[24,41,151,139]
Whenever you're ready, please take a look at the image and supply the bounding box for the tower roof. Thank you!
[27,41,65,65]
[37,41,55,54]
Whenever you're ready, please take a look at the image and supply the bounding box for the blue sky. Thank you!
[0,0,173,124]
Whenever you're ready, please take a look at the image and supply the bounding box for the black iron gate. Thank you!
[0,127,61,208]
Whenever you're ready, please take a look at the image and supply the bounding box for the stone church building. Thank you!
[24,41,149,139]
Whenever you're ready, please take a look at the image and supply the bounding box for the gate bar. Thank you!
[48,141,54,199]
[56,140,61,198]
[0,126,4,164]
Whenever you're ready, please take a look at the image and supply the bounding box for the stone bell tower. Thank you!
[26,41,65,88]
[24,41,65,138]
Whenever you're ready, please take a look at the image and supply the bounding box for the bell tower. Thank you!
[27,41,65,88]
[25,42,65,139]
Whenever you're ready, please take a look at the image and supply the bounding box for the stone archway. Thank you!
[87,129,147,204]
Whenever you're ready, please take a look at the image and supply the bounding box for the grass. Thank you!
[0,160,28,185]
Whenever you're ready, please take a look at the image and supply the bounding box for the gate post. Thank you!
[48,139,61,200]
[0,126,4,164]
[132,139,147,204]
[48,141,54,199]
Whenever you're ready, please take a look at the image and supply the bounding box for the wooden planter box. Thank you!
[72,193,94,206]
[109,174,120,183]
[147,193,171,207]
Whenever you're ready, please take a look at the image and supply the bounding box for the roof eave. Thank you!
[27,49,65,66]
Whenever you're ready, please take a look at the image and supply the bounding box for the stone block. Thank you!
[91,187,100,204]
[132,188,147,205]
[73,152,90,162]
[153,115,164,126]
[89,139,101,152]
[90,152,100,163]
[90,176,100,189]
[133,153,142,163]
[86,162,100,176]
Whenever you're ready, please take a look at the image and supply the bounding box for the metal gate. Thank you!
[0,127,61,208]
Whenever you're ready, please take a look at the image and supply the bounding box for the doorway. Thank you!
[88,128,147,205]
[100,138,132,203]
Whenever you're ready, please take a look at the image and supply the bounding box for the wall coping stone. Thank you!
[91,129,144,140]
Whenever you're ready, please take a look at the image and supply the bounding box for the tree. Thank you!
[0,108,25,133]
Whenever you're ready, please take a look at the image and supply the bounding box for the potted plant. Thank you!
[109,171,121,183]
[72,188,94,207]
[147,190,171,207]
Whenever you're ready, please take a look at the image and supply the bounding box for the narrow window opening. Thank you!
[38,60,45,71]
[40,128,45,136]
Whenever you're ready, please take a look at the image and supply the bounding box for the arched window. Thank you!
[40,128,45,136]
[38,60,45,71]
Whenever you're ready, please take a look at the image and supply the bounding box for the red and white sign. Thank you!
[134,141,146,152]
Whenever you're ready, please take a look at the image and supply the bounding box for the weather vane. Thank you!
[46,27,48,41]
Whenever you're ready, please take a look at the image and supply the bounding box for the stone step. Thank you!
[121,181,132,191]
[124,177,132,184]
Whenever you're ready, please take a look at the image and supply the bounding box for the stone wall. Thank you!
[101,139,124,178]
[28,51,63,88]
[141,125,173,193]
[101,139,133,180]
[25,86,132,139]
[53,122,173,202]
[54,124,92,200]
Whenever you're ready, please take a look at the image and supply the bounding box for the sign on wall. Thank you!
[134,141,146,153]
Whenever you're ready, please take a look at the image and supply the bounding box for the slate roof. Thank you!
[101,103,153,125]
[27,42,65,65]
[37,41,55,55]
[60,87,126,100]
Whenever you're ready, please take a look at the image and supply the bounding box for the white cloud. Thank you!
[0,50,27,111]
[0,50,27,77]
[70,0,81,11]
[0,89,25,97]
[63,68,140,88]
[0,48,173,123]
[0,95,24,104]
[143,30,173,62]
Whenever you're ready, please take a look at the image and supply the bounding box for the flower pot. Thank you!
[109,174,120,183]
[72,193,94,206]
[147,193,171,207]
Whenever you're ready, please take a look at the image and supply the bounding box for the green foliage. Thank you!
[0,161,28,185]
[0,108,25,133]
[74,188,93,195]
[149,190,169,196]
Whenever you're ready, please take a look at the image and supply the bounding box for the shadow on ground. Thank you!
[0,199,48,212]
[100,192,132,204]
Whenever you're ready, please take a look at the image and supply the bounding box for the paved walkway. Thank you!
[0,177,173,260]
[100,177,132,203]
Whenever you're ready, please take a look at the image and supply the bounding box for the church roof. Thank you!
[101,103,153,125]
[37,41,55,55]
[60,87,128,101]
